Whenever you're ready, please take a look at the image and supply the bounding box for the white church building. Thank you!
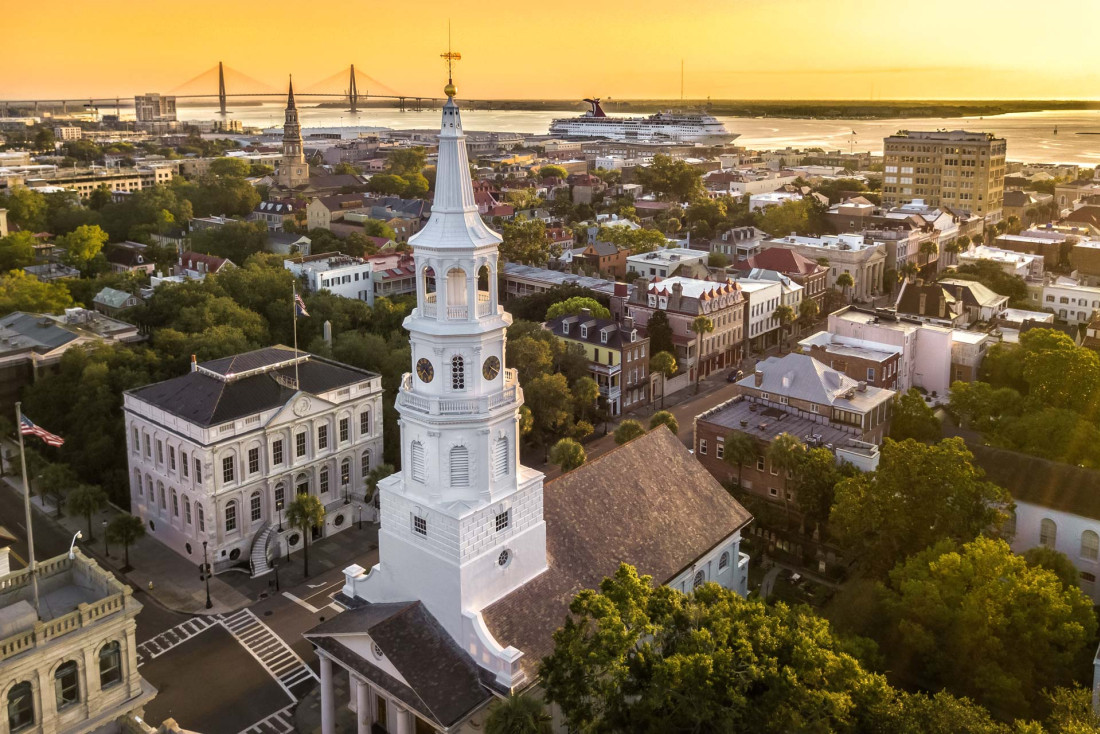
[304,79,753,734]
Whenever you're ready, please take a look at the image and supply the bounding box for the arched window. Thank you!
[451,355,465,390]
[250,492,262,522]
[360,409,371,438]
[197,505,205,533]
[492,436,509,478]
[446,267,467,308]
[319,467,330,494]
[341,458,351,488]
[719,552,730,570]
[134,470,143,499]
[450,445,470,487]
[54,660,79,709]
[361,449,372,480]
[296,473,310,496]
[99,641,122,688]
[157,482,165,510]
[145,475,152,499]
[693,570,705,589]
[225,501,238,532]
[1082,531,1099,561]
[1040,518,1057,548]
[7,681,33,731]
[171,489,179,517]
[410,441,426,483]
[184,496,192,525]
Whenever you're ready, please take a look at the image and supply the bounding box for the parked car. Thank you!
[727,369,744,383]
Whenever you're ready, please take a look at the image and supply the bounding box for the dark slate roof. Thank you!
[969,444,1100,522]
[896,282,959,320]
[0,312,79,352]
[482,427,752,678]
[546,314,639,350]
[305,601,491,728]
[127,346,377,428]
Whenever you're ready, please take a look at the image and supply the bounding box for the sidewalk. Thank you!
[4,471,380,616]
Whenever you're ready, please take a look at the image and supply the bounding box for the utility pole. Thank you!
[218,61,227,116]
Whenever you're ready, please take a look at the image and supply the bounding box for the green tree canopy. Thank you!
[545,297,610,321]
[614,419,646,445]
[648,410,678,435]
[540,563,1013,734]
[646,311,675,360]
[286,493,326,576]
[831,438,1011,576]
[500,219,549,265]
[362,219,397,240]
[485,694,552,734]
[0,271,75,315]
[634,154,705,202]
[106,513,146,572]
[890,388,942,442]
[57,224,108,272]
[549,437,585,472]
[0,231,37,272]
[595,225,667,254]
[877,537,1097,719]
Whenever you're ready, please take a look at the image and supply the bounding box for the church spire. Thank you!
[286,75,296,109]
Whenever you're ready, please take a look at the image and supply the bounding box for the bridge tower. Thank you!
[348,65,359,114]
[218,62,227,116]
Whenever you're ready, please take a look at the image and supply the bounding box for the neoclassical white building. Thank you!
[123,347,383,574]
[304,81,752,734]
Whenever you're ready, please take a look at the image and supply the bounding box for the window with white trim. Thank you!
[222,456,235,484]
[495,510,510,532]
[225,501,237,532]
[248,447,259,475]
[699,439,707,455]
[451,355,466,390]
[492,436,509,477]
[250,492,261,522]
[412,514,427,536]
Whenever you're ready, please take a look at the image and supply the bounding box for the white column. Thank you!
[320,653,335,734]
[356,677,370,734]
[394,704,412,734]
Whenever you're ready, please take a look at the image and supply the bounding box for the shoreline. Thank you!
[177,98,1100,120]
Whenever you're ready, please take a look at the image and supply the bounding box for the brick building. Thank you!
[545,312,649,415]
[734,247,828,307]
[612,276,745,381]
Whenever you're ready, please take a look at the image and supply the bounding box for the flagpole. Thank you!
[292,281,300,389]
[15,402,41,620]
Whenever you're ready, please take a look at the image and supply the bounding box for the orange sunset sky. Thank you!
[5,0,1100,101]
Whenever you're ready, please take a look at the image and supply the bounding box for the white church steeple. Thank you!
[342,64,547,687]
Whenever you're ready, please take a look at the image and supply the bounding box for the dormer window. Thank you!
[600,331,608,344]
[562,322,569,334]
[580,325,588,338]
[630,330,638,342]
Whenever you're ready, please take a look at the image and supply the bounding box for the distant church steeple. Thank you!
[278,76,308,188]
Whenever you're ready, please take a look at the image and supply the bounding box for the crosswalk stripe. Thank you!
[136,615,219,666]
[236,704,296,734]
[218,609,317,701]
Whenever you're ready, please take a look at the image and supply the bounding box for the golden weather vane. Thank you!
[441,21,461,97]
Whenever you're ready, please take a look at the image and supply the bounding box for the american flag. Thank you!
[20,416,64,447]
[294,293,310,318]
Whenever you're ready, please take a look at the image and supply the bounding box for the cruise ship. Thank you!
[549,99,738,144]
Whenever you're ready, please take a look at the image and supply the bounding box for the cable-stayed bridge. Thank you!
[0,62,498,115]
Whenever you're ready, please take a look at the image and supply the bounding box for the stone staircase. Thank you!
[249,521,274,578]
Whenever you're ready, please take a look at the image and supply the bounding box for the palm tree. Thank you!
[772,304,795,352]
[722,432,758,490]
[485,694,552,734]
[942,238,962,267]
[690,315,714,394]
[835,272,855,304]
[649,410,679,434]
[798,298,820,332]
[918,240,939,273]
[650,351,677,409]
[38,462,76,518]
[106,514,145,573]
[1005,215,1022,235]
[67,484,107,543]
[364,464,395,504]
[614,419,646,445]
[767,433,806,526]
[899,261,919,283]
[286,494,326,577]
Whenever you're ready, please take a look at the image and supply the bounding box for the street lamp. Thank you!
[272,555,280,592]
[276,498,284,532]
[68,530,82,560]
[101,519,109,558]
[356,503,362,530]
[201,541,212,610]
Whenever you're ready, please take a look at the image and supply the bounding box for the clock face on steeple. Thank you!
[482,356,501,380]
[416,358,434,383]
